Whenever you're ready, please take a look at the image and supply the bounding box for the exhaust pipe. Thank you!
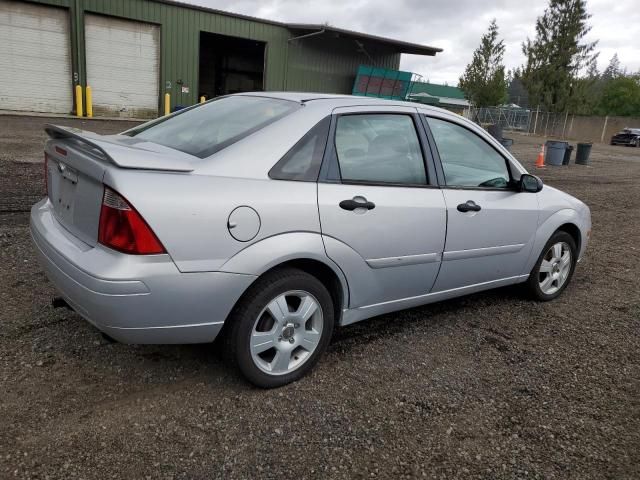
[51,296,73,311]
[51,297,117,343]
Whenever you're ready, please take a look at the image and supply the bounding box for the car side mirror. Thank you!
[520,174,543,193]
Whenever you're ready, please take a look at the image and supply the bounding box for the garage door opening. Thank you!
[0,1,72,114]
[198,32,265,99]
[85,14,160,119]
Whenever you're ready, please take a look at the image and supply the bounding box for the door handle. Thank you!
[457,200,481,213]
[339,198,376,211]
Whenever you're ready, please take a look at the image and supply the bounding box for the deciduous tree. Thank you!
[596,74,640,116]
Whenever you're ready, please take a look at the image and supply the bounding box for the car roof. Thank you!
[231,91,451,113]
[195,91,526,179]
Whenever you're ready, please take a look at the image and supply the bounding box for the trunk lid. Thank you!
[44,124,194,246]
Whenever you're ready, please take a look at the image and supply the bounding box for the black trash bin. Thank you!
[562,145,574,165]
[500,137,514,151]
[488,124,503,141]
[575,143,592,165]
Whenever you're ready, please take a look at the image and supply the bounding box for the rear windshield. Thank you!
[125,96,300,158]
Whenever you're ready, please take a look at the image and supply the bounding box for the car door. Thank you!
[423,114,539,292]
[317,106,447,309]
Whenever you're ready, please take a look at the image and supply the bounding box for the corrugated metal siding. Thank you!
[286,35,400,93]
[15,0,405,116]
[78,0,290,111]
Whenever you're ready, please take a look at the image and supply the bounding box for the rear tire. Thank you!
[524,231,577,301]
[223,267,334,388]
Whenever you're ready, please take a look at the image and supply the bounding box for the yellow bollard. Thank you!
[85,86,93,118]
[164,93,170,116]
[200,96,205,104]
[75,85,83,117]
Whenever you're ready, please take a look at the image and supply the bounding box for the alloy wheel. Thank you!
[250,290,323,375]
[538,241,572,295]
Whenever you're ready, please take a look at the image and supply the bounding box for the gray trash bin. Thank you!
[500,137,514,151]
[575,143,592,165]
[545,140,568,166]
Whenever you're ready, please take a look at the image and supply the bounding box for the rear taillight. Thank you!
[98,187,166,255]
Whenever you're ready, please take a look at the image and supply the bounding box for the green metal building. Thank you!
[407,82,470,114]
[0,0,441,118]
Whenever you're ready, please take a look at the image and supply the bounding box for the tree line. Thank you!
[458,0,640,116]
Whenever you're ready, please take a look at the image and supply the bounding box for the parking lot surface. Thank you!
[1,114,638,479]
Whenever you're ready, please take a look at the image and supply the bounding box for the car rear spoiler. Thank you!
[44,124,194,172]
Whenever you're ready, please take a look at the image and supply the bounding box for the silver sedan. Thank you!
[31,93,591,387]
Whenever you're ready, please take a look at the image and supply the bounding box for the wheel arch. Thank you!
[219,232,349,325]
[225,258,347,328]
[525,209,586,274]
[556,222,581,253]
[269,258,345,325]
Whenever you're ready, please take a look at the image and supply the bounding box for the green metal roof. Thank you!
[408,93,441,106]
[287,25,441,56]
[410,82,466,99]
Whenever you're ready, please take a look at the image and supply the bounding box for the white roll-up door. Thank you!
[0,1,72,114]
[85,14,160,118]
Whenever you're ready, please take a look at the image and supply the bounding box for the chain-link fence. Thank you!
[465,106,640,143]
[466,106,570,136]
[466,106,532,132]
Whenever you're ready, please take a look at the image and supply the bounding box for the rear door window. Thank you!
[334,114,427,185]
[125,96,300,158]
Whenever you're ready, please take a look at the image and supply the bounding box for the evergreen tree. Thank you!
[459,19,508,107]
[521,0,597,112]
[586,61,600,79]
[572,60,602,114]
[602,53,622,80]
[507,68,530,108]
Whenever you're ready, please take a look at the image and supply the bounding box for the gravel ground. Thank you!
[0,114,638,479]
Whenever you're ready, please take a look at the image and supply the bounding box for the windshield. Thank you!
[126,96,300,158]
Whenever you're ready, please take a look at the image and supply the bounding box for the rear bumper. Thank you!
[30,199,256,344]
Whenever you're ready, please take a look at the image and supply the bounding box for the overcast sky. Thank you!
[185,0,638,85]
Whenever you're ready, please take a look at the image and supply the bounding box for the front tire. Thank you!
[223,268,334,388]
[525,231,577,301]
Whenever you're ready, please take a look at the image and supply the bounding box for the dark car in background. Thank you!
[610,128,640,147]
